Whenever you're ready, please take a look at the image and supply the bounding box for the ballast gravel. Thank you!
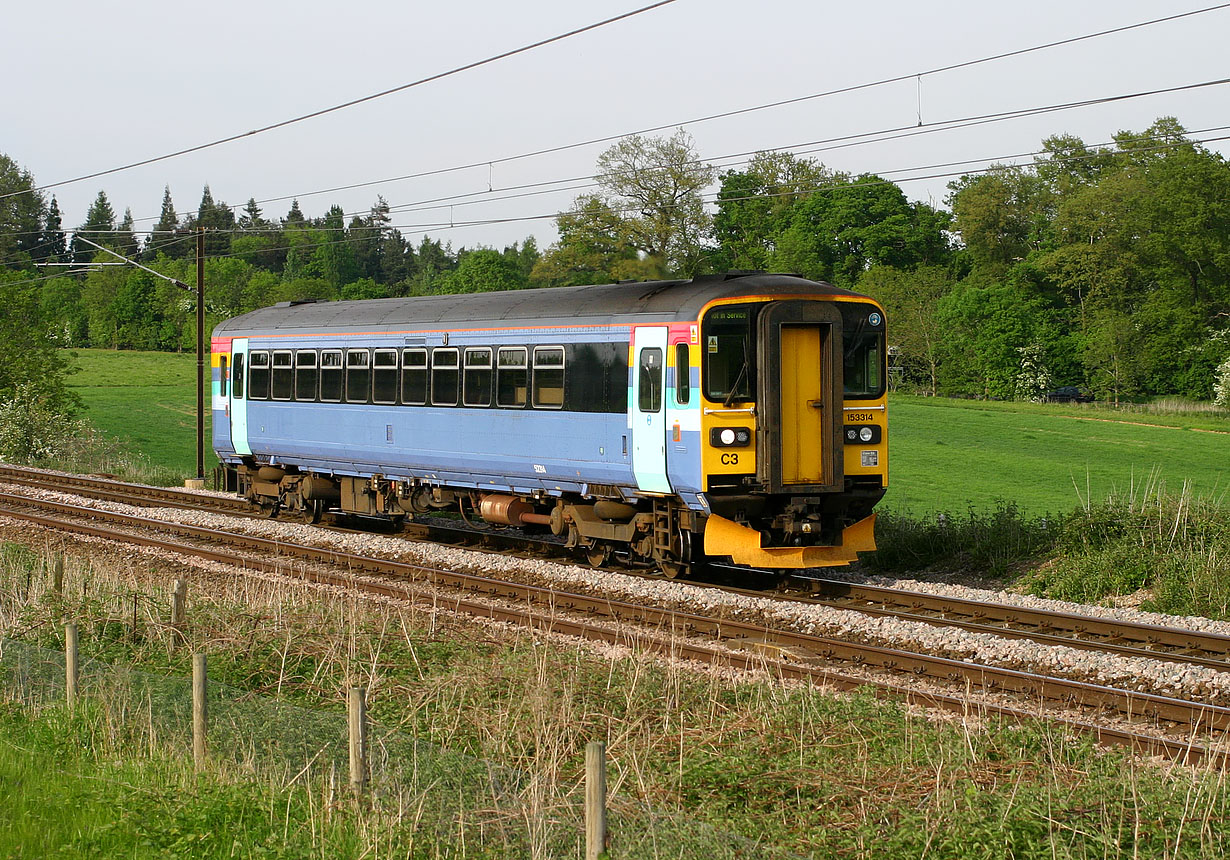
[5,479,1230,708]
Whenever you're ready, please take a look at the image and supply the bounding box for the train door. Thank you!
[229,337,252,456]
[757,302,843,493]
[630,326,671,493]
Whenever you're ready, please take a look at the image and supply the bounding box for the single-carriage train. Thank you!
[211,272,887,576]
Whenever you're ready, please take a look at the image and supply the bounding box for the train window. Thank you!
[840,304,886,399]
[638,348,663,413]
[674,343,690,405]
[703,304,755,404]
[320,350,343,402]
[271,351,293,401]
[373,349,398,405]
[248,351,271,400]
[463,348,492,407]
[431,348,459,406]
[295,351,318,401]
[532,346,564,408]
[219,355,228,398]
[346,350,371,404]
[233,353,245,399]
[401,349,427,405]
[496,347,527,407]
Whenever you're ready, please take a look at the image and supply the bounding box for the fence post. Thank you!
[348,687,368,800]
[586,740,607,860]
[192,653,208,769]
[170,579,188,641]
[65,622,79,711]
[53,555,64,593]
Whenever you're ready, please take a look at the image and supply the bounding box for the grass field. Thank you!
[886,395,1230,514]
[66,349,216,478]
[64,350,1230,515]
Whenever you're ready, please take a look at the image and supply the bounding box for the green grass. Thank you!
[886,394,1230,514]
[64,349,216,481]
[7,548,1230,858]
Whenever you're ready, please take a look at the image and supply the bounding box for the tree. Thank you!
[714,151,839,270]
[773,175,950,287]
[0,153,45,270]
[538,131,715,281]
[38,196,67,264]
[72,190,116,262]
[857,265,953,395]
[148,186,187,260]
[445,248,527,293]
[0,270,79,414]
[193,185,235,256]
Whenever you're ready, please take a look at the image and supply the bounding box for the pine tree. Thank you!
[72,190,117,262]
[39,196,67,264]
[149,186,186,260]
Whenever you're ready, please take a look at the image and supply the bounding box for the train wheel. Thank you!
[660,561,688,580]
[586,545,610,567]
[295,499,324,524]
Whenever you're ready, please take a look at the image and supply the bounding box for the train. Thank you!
[210,272,888,577]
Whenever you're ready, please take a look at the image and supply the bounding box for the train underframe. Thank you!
[226,461,882,577]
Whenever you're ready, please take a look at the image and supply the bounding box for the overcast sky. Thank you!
[6,0,1228,252]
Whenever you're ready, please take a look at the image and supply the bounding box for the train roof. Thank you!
[213,272,873,337]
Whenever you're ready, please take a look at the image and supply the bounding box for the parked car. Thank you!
[1044,386,1093,403]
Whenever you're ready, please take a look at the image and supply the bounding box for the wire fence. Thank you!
[0,636,804,859]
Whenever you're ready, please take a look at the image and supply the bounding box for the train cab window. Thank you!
[703,304,755,404]
[295,351,318,401]
[496,347,527,407]
[463,348,492,407]
[840,304,886,399]
[233,353,245,399]
[320,350,343,402]
[401,349,427,405]
[248,351,271,400]
[431,348,459,406]
[271,351,293,400]
[532,347,564,408]
[219,355,228,398]
[373,349,398,405]
[346,350,371,404]
[638,348,663,413]
[674,343,690,405]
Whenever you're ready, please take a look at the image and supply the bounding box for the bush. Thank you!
[0,383,120,467]
[1215,357,1230,409]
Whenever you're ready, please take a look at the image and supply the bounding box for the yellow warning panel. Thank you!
[704,513,876,568]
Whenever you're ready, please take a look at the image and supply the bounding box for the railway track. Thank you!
[8,466,1230,678]
[0,483,1227,768]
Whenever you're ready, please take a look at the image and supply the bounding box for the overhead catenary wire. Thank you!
[40,71,1230,245]
[0,0,680,201]
[7,1,1226,231]
[142,2,1230,219]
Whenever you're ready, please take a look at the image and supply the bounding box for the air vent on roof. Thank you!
[273,299,320,308]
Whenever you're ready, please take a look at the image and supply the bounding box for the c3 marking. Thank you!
[720,452,740,465]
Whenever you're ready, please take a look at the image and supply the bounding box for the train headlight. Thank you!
[843,424,881,445]
[709,427,751,447]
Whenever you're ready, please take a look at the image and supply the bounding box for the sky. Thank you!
[5,0,1229,253]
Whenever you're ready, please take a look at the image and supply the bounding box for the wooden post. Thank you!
[348,687,368,800]
[585,740,607,860]
[192,653,207,769]
[65,622,79,710]
[52,555,64,593]
[171,579,187,627]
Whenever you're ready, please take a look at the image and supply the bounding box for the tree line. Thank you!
[2,115,1228,410]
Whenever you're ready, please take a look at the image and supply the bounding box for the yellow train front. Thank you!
[211,272,886,577]
[688,280,886,571]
